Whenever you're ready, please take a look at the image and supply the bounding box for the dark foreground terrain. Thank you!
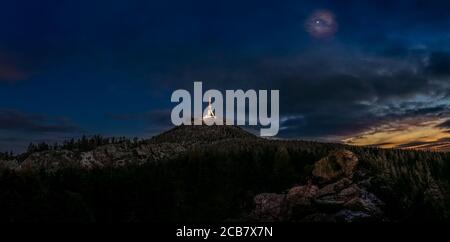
[0,125,449,222]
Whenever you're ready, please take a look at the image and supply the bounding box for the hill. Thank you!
[0,124,449,222]
[150,123,257,144]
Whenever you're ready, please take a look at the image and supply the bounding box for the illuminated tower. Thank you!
[203,97,215,119]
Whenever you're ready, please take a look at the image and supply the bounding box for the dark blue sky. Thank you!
[2,0,450,152]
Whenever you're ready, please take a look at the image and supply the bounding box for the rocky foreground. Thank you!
[251,150,386,222]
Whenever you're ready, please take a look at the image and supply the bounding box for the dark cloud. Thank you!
[150,47,449,141]
[426,52,450,77]
[83,30,450,144]
[0,109,81,133]
[107,109,173,135]
[436,119,450,129]
[108,109,171,125]
[2,0,450,151]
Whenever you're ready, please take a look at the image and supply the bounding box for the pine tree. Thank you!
[272,146,296,188]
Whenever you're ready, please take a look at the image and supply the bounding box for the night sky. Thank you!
[2,0,450,152]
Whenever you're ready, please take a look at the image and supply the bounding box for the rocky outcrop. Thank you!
[311,179,384,221]
[286,183,319,207]
[4,125,254,172]
[312,150,358,183]
[251,149,386,222]
[8,142,188,172]
[252,193,288,222]
[0,159,19,170]
[19,150,79,172]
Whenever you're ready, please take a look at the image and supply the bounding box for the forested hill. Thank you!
[0,124,449,222]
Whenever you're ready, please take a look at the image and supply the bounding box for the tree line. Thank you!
[26,135,142,154]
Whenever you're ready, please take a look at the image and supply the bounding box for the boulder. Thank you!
[314,178,383,216]
[315,178,353,197]
[251,150,386,222]
[19,150,79,172]
[286,183,319,217]
[251,193,287,222]
[286,183,319,206]
[312,150,358,183]
[343,192,384,216]
[0,159,19,170]
[80,151,104,169]
[251,178,385,222]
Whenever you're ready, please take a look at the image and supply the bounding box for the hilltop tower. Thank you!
[203,97,216,120]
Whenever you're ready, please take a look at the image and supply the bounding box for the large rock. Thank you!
[312,150,358,183]
[80,151,105,169]
[286,183,319,206]
[19,150,79,172]
[0,159,19,170]
[315,178,353,198]
[286,183,319,217]
[251,193,287,222]
[251,149,386,222]
[251,179,385,222]
[314,178,384,216]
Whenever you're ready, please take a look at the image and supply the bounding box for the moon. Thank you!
[305,10,338,39]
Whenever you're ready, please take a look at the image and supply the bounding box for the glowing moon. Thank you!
[305,10,338,39]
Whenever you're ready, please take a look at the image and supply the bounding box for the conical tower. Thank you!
[203,97,215,119]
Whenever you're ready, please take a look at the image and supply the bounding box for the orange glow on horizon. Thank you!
[343,118,450,152]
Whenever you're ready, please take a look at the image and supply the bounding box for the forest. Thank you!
[0,133,449,222]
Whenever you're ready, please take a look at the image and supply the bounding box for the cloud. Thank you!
[143,45,448,143]
[108,109,171,125]
[3,0,450,152]
[0,109,81,133]
[436,119,450,129]
[107,109,173,135]
[426,51,450,77]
